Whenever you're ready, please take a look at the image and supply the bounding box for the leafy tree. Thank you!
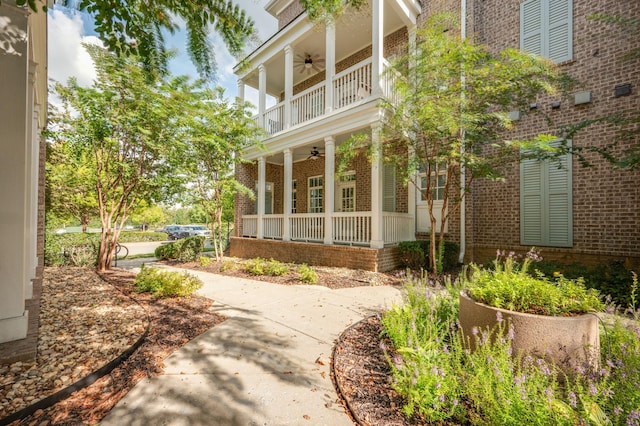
[49,45,197,271]
[46,141,98,232]
[299,0,366,21]
[338,14,567,272]
[18,0,256,80]
[130,202,167,230]
[181,88,261,260]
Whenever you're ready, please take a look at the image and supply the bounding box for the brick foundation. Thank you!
[229,237,401,272]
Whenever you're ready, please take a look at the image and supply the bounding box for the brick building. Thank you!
[233,0,639,271]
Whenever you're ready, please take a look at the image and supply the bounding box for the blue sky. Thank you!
[47,0,278,105]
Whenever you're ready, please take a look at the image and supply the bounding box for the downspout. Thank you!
[458,0,467,264]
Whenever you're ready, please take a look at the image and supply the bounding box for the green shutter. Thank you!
[520,141,573,247]
[547,0,572,63]
[383,164,396,212]
[521,0,572,63]
[547,148,572,246]
[521,157,544,245]
[521,0,543,56]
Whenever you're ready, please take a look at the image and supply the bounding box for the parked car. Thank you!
[165,225,211,240]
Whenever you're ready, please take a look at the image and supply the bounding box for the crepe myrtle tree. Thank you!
[49,45,206,271]
[180,87,262,260]
[338,14,570,273]
[17,0,256,80]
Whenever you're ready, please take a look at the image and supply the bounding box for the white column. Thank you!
[284,45,293,129]
[0,5,29,343]
[258,64,266,128]
[323,137,335,245]
[24,62,37,299]
[283,149,292,241]
[325,21,336,113]
[371,0,384,97]
[236,79,245,104]
[257,157,266,239]
[370,124,384,248]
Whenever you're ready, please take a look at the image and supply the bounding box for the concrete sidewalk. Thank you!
[101,267,403,426]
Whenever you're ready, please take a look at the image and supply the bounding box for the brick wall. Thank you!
[459,0,640,266]
[277,0,304,29]
[230,237,400,272]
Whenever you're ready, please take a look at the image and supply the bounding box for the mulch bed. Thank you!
[8,268,224,426]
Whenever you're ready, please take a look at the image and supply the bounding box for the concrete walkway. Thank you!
[101,267,403,426]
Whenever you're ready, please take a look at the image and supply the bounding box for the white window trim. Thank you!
[308,175,324,213]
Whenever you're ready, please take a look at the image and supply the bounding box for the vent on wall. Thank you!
[614,84,632,98]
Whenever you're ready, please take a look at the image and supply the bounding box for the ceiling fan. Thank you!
[294,52,325,75]
[307,146,325,160]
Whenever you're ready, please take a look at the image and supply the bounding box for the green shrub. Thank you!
[220,260,239,272]
[244,258,289,276]
[154,236,205,263]
[464,250,604,315]
[45,232,100,266]
[134,265,203,298]
[198,256,212,267]
[118,231,168,243]
[382,272,640,424]
[397,241,425,270]
[297,264,319,284]
[397,240,459,272]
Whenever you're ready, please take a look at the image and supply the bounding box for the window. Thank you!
[308,176,323,213]
[520,141,572,247]
[520,0,573,63]
[419,164,446,201]
[291,179,297,213]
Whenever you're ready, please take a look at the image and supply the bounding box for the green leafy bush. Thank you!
[297,264,319,284]
[45,232,100,266]
[134,265,203,298]
[397,240,459,272]
[382,272,640,424]
[154,236,205,262]
[118,231,168,242]
[397,241,425,270]
[198,256,212,267]
[464,250,604,315]
[244,258,289,276]
[220,260,239,272]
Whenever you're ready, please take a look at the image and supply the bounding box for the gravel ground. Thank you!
[0,268,145,419]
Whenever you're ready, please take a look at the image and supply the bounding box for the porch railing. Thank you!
[242,215,258,237]
[290,213,324,242]
[291,85,325,126]
[264,103,284,136]
[242,212,413,245]
[381,59,400,105]
[332,212,371,245]
[383,212,414,244]
[333,58,372,110]
[263,215,284,239]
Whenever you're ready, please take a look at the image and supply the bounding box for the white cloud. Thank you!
[47,9,102,87]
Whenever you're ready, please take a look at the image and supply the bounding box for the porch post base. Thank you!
[370,240,384,249]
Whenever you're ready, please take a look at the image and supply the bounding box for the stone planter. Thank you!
[459,292,600,371]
